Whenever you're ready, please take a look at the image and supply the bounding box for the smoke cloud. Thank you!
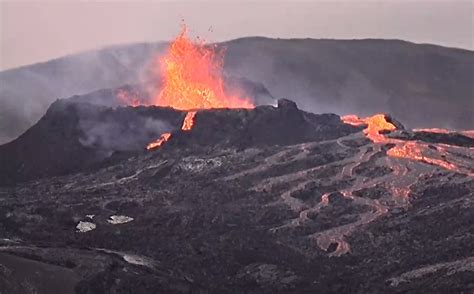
[0,43,166,144]
[78,115,173,152]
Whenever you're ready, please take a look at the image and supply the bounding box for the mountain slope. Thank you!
[0,99,472,293]
[0,97,356,186]
[1,38,473,144]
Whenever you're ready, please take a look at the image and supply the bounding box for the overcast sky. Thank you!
[0,0,472,70]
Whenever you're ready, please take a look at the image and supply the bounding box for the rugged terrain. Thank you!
[1,38,473,144]
[0,98,473,293]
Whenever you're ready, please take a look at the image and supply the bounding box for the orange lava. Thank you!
[340,114,366,127]
[181,111,196,131]
[130,24,255,150]
[387,141,458,171]
[152,25,253,110]
[146,133,171,150]
[342,114,396,143]
[343,114,467,174]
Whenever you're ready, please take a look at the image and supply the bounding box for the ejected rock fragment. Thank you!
[107,215,134,224]
[76,221,96,233]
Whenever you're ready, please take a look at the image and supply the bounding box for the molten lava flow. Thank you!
[387,142,458,171]
[146,111,196,150]
[181,111,196,131]
[146,133,171,150]
[341,114,396,143]
[363,114,396,143]
[153,25,253,110]
[342,114,470,175]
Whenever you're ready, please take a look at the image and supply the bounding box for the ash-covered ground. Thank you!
[0,98,473,293]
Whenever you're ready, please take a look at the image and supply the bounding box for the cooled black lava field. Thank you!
[0,97,473,293]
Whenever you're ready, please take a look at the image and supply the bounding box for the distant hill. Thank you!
[222,38,474,129]
[1,38,473,144]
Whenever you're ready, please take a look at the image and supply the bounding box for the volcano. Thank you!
[1,25,473,294]
[0,90,473,292]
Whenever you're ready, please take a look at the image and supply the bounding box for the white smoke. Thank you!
[78,112,173,152]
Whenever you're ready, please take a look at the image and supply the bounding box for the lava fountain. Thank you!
[143,25,254,150]
[152,25,253,110]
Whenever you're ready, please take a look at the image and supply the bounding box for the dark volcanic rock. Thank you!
[411,131,474,148]
[169,100,356,151]
[236,263,301,290]
[0,99,473,293]
[0,97,358,186]
[386,128,474,148]
[0,99,183,186]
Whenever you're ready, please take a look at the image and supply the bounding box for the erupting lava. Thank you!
[137,25,254,150]
[152,25,253,110]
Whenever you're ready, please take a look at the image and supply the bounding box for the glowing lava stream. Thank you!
[146,133,171,150]
[181,111,196,131]
[311,116,474,256]
[341,114,473,175]
[145,111,197,150]
[221,115,472,257]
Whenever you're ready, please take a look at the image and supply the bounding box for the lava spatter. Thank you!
[133,25,254,150]
[153,25,253,111]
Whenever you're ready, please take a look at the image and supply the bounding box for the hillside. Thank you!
[0,99,473,293]
[1,38,472,144]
